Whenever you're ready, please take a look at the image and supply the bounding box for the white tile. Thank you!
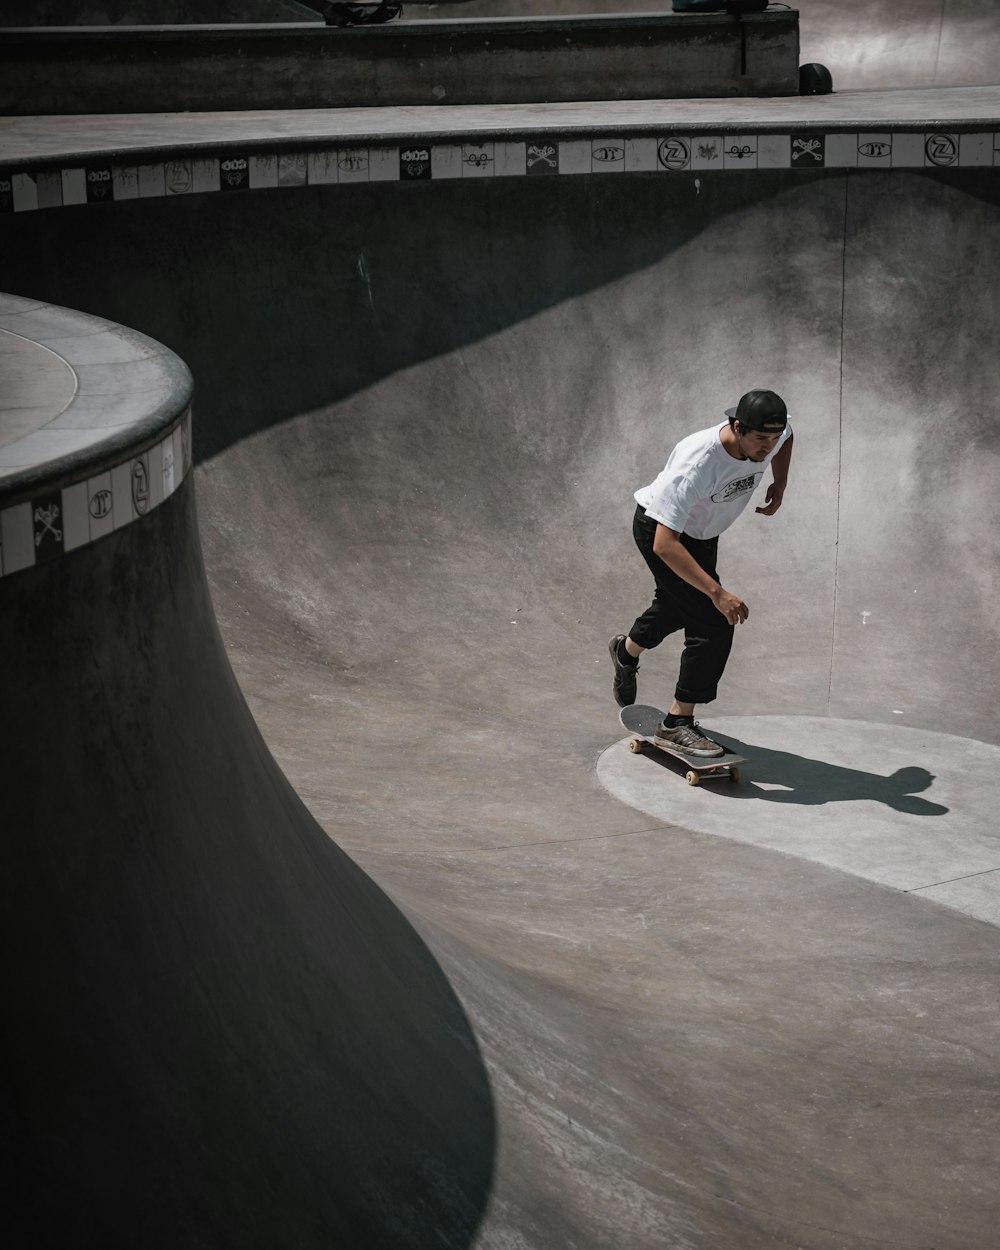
[338,148,371,183]
[723,136,758,169]
[891,133,925,167]
[461,143,495,177]
[0,502,34,575]
[147,442,165,512]
[12,173,39,212]
[959,132,994,166]
[61,481,90,552]
[61,168,87,205]
[180,410,193,476]
[36,170,63,209]
[374,147,405,181]
[857,134,893,167]
[825,134,858,167]
[923,132,960,169]
[558,140,591,175]
[689,135,723,170]
[139,163,166,197]
[307,150,339,185]
[591,138,626,172]
[277,153,307,186]
[758,134,790,169]
[113,165,140,200]
[165,160,194,195]
[87,470,114,540]
[432,145,463,180]
[495,142,526,177]
[161,434,176,498]
[172,424,185,485]
[111,461,136,529]
[656,136,692,172]
[250,155,278,189]
[624,137,659,172]
[193,158,220,193]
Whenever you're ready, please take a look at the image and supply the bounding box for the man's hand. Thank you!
[757,431,792,515]
[755,481,785,516]
[711,587,749,625]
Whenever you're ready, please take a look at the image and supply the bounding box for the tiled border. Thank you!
[0,407,191,578]
[1,130,997,210]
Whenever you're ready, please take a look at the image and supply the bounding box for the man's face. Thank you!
[737,424,783,461]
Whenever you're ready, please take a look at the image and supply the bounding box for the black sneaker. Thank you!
[654,720,724,758]
[608,634,638,707]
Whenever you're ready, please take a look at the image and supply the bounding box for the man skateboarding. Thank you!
[609,389,794,756]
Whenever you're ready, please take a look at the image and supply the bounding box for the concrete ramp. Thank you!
[2,113,1000,1246]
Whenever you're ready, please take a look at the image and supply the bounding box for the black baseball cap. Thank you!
[725,389,788,432]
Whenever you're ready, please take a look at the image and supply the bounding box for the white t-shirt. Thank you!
[634,421,792,540]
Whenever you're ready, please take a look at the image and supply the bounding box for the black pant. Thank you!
[628,506,734,705]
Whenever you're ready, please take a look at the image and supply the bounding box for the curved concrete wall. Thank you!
[0,298,496,1246]
[3,127,998,740]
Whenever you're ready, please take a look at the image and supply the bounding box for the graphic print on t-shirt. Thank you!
[711,472,761,503]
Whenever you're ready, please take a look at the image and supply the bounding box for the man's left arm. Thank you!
[755,430,793,516]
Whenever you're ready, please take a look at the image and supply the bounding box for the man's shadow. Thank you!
[649,732,949,816]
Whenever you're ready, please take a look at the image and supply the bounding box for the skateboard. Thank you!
[619,704,748,786]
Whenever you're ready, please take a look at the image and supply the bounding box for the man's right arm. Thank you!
[652,525,749,625]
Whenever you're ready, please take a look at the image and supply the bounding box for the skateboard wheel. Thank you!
[629,738,644,754]
[729,767,741,783]
[685,771,700,786]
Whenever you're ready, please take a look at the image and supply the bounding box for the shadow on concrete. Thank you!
[1,483,497,1250]
[645,732,949,816]
[0,171,831,463]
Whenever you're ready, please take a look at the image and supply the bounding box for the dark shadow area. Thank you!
[0,169,835,462]
[0,481,496,1249]
[3,168,992,467]
[643,731,949,815]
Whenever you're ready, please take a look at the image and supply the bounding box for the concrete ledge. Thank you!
[0,294,193,576]
[0,11,800,113]
[3,89,999,172]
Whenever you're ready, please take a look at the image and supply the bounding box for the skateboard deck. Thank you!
[619,704,748,786]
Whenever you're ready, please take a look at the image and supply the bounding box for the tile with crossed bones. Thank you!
[527,145,558,170]
[34,503,62,547]
[793,138,823,162]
